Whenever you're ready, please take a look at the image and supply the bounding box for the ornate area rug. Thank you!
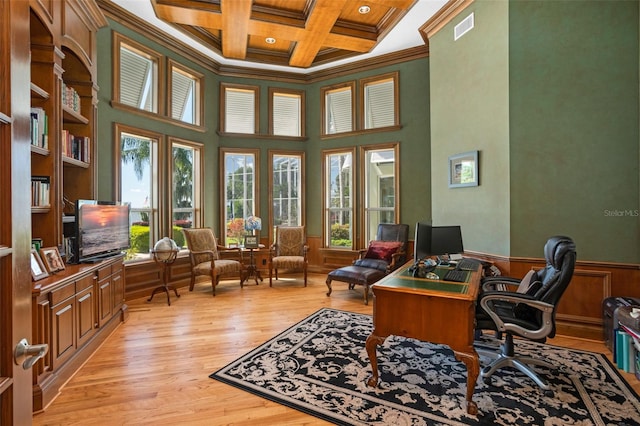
[211,308,640,425]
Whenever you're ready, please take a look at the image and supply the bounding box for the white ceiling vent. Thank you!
[454,13,474,41]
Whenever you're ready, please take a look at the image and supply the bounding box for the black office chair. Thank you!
[475,235,576,396]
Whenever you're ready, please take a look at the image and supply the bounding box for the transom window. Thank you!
[220,83,259,134]
[169,61,203,125]
[270,88,305,137]
[115,34,160,113]
[361,73,398,130]
[321,83,355,135]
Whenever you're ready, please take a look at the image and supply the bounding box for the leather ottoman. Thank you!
[326,265,386,305]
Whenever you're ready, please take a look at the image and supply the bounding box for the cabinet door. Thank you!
[97,277,113,328]
[76,285,96,348]
[112,269,124,313]
[51,297,76,370]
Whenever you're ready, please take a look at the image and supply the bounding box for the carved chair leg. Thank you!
[189,273,195,291]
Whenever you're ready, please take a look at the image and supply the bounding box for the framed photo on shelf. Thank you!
[30,249,49,281]
[244,235,259,249]
[40,246,65,273]
[448,150,479,188]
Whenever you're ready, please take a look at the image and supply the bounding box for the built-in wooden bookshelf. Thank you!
[29,3,102,252]
[27,0,111,415]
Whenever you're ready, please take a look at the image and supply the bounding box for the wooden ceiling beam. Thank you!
[152,0,222,28]
[221,0,252,60]
[289,0,348,68]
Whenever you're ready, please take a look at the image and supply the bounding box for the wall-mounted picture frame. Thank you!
[448,150,479,188]
[40,246,66,273]
[30,249,49,281]
[244,235,259,249]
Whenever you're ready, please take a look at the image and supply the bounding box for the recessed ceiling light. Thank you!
[265,37,276,44]
[358,5,371,14]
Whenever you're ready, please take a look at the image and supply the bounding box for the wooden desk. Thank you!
[365,262,482,415]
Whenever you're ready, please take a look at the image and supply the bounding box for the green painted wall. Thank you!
[96,19,432,244]
[430,1,511,256]
[509,0,639,262]
[430,0,639,263]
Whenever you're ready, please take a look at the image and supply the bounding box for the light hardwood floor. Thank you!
[32,273,638,425]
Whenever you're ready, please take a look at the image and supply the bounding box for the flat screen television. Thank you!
[75,200,130,263]
[413,221,432,262]
[430,225,464,258]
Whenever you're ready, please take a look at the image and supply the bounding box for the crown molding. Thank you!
[418,0,474,46]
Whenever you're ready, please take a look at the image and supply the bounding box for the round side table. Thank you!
[148,249,180,306]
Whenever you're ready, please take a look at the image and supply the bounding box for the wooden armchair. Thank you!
[182,228,246,296]
[269,226,309,287]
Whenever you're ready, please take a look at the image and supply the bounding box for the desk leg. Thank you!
[365,333,387,387]
[453,349,479,415]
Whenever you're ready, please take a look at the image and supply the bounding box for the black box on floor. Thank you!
[603,297,640,353]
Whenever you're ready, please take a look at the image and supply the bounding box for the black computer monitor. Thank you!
[413,221,432,262]
[430,225,464,257]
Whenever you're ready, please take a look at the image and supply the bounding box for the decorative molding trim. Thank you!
[418,0,474,45]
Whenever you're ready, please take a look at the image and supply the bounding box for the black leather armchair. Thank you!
[353,223,410,273]
[475,235,576,396]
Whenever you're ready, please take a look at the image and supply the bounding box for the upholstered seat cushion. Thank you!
[353,258,388,272]
[272,255,305,269]
[327,266,386,286]
[194,259,242,276]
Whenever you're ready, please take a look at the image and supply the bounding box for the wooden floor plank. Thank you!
[33,273,637,425]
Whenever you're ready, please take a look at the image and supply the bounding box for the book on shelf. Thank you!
[62,81,81,114]
[31,175,50,207]
[61,130,90,163]
[30,107,49,149]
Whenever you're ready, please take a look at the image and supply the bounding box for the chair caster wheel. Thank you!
[544,390,554,398]
[482,376,492,386]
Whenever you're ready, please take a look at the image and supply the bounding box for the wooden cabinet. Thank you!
[97,259,125,328]
[32,256,126,412]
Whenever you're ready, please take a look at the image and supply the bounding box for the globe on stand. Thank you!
[153,237,178,262]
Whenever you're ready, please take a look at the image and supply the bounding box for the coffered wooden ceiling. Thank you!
[151,0,417,68]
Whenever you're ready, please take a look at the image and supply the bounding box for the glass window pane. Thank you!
[120,132,154,259]
[172,143,195,249]
[364,147,396,243]
[225,88,255,134]
[325,88,352,134]
[224,152,255,245]
[273,93,301,137]
[364,78,395,129]
[119,45,157,113]
[171,68,197,124]
[272,154,302,226]
[325,151,353,248]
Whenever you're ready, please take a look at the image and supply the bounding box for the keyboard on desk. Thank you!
[455,258,482,271]
[443,269,469,282]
